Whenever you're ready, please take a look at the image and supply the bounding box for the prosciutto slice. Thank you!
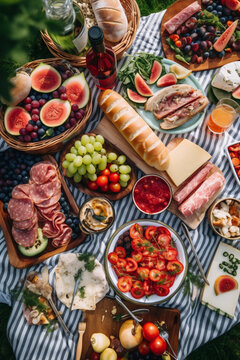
[30,162,57,185]
[52,225,72,248]
[178,172,225,217]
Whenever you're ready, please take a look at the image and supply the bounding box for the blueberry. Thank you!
[17,174,22,181]
[35,156,42,162]
[4,174,9,179]
[38,128,45,137]
[220,17,227,23]
[12,180,18,186]
[66,218,73,225]
[217,5,223,11]
[60,195,65,203]
[21,170,27,176]
[203,51,210,59]
[22,176,29,183]
[0,193,4,200]
[212,10,218,15]
[212,2,217,8]
[36,120,42,127]
[28,120,35,126]
[223,7,231,16]
[218,50,225,57]
[72,233,78,240]
[55,130,61,135]
[3,203,8,212]
[36,94,41,100]
[206,5,213,11]
[42,125,48,130]
[217,11,222,17]
[65,205,70,212]
[209,50,217,58]
[3,186,8,192]
[42,94,48,99]
[73,217,79,225]
[30,95,36,100]
[196,27,206,37]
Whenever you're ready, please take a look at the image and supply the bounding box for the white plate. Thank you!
[136,59,207,134]
[104,219,188,305]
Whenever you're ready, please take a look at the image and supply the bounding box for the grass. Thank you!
[0,1,240,360]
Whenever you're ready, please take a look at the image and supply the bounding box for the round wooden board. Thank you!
[161,0,240,72]
[60,133,137,202]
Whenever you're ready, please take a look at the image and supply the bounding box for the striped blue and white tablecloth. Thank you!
[0,10,240,360]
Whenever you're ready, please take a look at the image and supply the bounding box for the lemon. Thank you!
[169,64,192,80]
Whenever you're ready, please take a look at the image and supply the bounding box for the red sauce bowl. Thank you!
[132,175,172,215]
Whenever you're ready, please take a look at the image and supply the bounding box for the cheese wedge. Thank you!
[201,242,240,318]
[166,139,211,187]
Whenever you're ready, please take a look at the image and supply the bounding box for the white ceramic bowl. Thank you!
[104,219,188,305]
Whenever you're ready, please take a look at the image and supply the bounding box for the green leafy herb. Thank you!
[175,54,190,65]
[166,38,190,64]
[22,289,47,313]
[78,253,96,272]
[79,286,85,298]
[45,319,58,334]
[197,10,225,30]
[183,266,204,297]
[10,285,22,300]
[74,268,82,282]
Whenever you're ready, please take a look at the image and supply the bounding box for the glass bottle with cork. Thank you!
[86,26,117,90]
[43,0,88,55]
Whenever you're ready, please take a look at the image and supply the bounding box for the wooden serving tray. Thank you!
[94,117,225,229]
[60,133,137,201]
[161,0,240,71]
[82,297,180,359]
[0,155,87,269]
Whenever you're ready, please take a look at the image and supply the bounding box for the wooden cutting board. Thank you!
[160,0,240,71]
[94,117,225,229]
[81,297,180,359]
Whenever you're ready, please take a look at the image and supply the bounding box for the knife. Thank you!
[70,277,81,311]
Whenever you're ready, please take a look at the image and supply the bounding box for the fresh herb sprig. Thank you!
[74,268,83,282]
[183,266,204,297]
[23,289,47,313]
[78,253,96,272]
[166,38,191,65]
[197,10,226,30]
[79,286,85,299]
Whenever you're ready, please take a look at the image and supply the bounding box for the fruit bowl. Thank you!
[0,58,92,154]
[104,219,188,305]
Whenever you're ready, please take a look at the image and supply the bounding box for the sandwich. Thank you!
[145,84,209,129]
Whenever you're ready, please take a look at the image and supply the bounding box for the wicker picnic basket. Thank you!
[0,58,92,155]
[41,0,140,67]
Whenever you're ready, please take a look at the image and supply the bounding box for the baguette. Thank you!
[98,90,169,171]
[90,0,128,43]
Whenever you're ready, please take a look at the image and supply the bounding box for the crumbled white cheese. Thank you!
[211,62,240,92]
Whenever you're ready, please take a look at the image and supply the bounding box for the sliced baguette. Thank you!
[98,90,169,171]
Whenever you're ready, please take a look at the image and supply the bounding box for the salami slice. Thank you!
[8,198,34,222]
[42,221,61,238]
[12,223,38,246]
[36,192,61,208]
[12,184,31,199]
[52,225,72,247]
[30,162,57,185]
[13,210,38,230]
[29,180,61,204]
[37,203,61,222]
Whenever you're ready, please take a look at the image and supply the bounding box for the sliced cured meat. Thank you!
[12,184,31,199]
[37,203,61,222]
[164,1,201,34]
[42,221,61,238]
[13,210,38,230]
[30,162,57,185]
[173,163,214,205]
[8,198,34,222]
[36,192,61,208]
[52,225,72,247]
[12,223,38,247]
[178,172,225,217]
[29,180,61,204]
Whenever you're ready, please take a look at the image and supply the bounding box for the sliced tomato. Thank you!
[140,259,155,269]
[167,260,184,275]
[116,258,127,269]
[113,265,128,278]
[125,258,138,272]
[229,145,240,152]
[115,246,126,258]
[108,252,118,264]
[162,247,178,261]
[155,271,175,287]
[155,259,166,271]
[137,267,150,280]
[129,223,143,239]
[132,280,144,289]
[145,226,157,240]
[131,251,143,263]
[157,233,171,249]
[142,249,158,258]
[143,280,154,296]
[154,284,170,297]
[149,269,162,282]
[131,238,144,252]
[157,226,171,237]
[131,286,145,299]
[117,276,132,292]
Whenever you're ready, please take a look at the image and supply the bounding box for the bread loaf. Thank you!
[98,90,169,171]
[90,0,128,42]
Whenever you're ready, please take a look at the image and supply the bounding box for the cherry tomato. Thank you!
[145,226,157,240]
[157,226,171,237]
[149,336,167,355]
[96,175,108,187]
[157,233,171,249]
[142,322,159,342]
[137,267,149,280]
[162,247,178,261]
[149,269,162,282]
[100,184,109,192]
[125,257,138,272]
[156,272,175,288]
[155,259,166,271]
[129,223,143,239]
[154,284,170,297]
[131,251,143,263]
[91,352,100,360]
[132,280,143,289]
[169,34,179,42]
[142,250,158,258]
[117,276,132,292]
[138,340,150,355]
[116,258,127,269]
[109,172,120,183]
[115,246,126,258]
[108,252,118,264]
[130,286,145,299]
[109,182,121,193]
[100,168,110,177]
[166,260,184,275]
[88,181,98,191]
[143,280,154,296]
[131,238,144,252]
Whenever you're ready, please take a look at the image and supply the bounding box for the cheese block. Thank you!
[166,139,211,187]
[201,242,240,318]
[211,62,240,93]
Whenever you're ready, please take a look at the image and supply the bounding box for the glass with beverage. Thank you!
[208,98,240,134]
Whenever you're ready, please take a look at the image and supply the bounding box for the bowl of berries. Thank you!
[0,58,92,154]
[105,219,188,305]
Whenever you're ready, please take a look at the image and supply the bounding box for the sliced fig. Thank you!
[157,73,177,87]
[214,275,238,295]
[127,88,147,104]
[232,85,240,99]
[213,20,238,52]
[148,61,162,84]
[134,73,153,97]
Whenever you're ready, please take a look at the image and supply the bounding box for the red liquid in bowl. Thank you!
[133,176,171,214]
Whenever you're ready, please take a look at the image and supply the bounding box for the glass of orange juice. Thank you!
[208,98,240,134]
